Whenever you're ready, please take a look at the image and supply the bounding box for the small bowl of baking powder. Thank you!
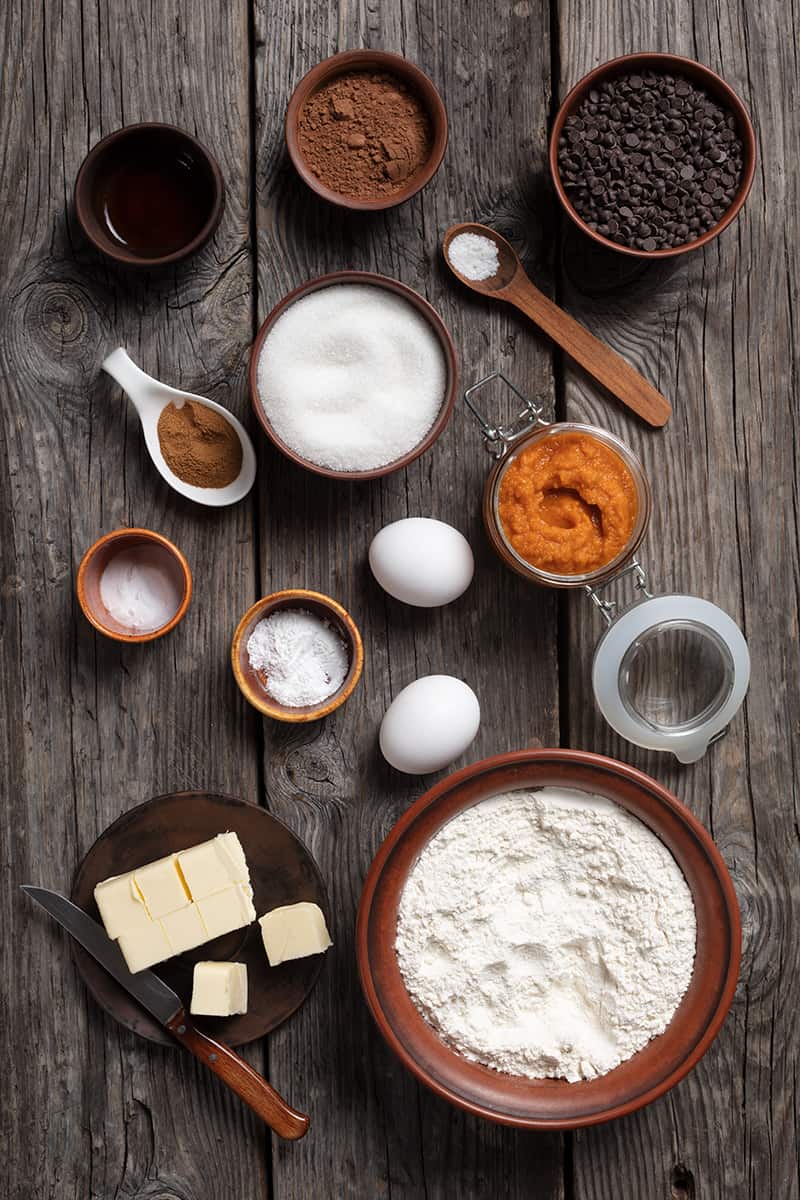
[231,589,364,722]
[77,527,192,643]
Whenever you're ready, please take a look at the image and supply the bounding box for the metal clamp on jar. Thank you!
[466,372,750,762]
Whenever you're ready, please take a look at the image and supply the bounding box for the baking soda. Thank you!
[99,546,183,633]
[256,284,447,472]
[246,608,349,708]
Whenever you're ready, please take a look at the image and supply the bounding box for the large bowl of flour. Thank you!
[249,271,457,480]
[357,749,741,1129]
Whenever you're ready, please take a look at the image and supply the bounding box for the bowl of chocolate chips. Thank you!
[550,53,756,257]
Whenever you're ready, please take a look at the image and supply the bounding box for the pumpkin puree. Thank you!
[497,431,638,575]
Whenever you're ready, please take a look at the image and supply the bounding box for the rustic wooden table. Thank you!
[2,1,796,1197]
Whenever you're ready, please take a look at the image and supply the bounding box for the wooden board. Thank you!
[1,0,797,1196]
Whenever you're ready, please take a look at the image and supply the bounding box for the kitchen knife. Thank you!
[21,885,309,1140]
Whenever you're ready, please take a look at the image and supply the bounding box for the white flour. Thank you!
[395,788,696,1082]
[246,608,348,708]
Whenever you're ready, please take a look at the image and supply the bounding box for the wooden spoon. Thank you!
[442,223,671,428]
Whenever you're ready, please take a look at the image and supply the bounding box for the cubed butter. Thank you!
[160,904,208,956]
[118,921,173,973]
[134,854,191,919]
[94,871,151,940]
[177,832,250,900]
[190,961,248,1016]
[259,902,332,967]
[195,884,256,941]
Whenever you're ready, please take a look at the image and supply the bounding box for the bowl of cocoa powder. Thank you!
[286,50,447,211]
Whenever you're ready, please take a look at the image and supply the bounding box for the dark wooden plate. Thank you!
[357,749,741,1130]
[71,792,329,1047]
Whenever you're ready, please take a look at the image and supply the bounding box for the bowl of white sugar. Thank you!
[249,272,458,480]
[357,748,741,1129]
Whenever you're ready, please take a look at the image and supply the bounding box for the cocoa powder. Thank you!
[157,399,243,488]
[297,70,433,200]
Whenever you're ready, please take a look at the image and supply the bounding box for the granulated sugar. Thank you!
[447,232,500,281]
[256,284,446,472]
[396,787,696,1083]
[246,608,349,708]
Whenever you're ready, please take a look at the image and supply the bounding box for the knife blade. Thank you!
[22,886,183,1025]
[22,884,310,1140]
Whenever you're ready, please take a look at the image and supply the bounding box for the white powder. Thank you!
[256,284,447,472]
[99,546,183,633]
[246,608,349,708]
[396,787,696,1083]
[447,232,500,281]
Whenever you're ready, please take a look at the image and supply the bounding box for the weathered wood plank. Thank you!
[555,4,799,1198]
[0,1,265,1196]
[253,1,565,1196]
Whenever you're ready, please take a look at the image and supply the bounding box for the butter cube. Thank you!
[94,871,151,940]
[259,902,332,967]
[190,961,248,1016]
[195,884,256,941]
[118,921,172,973]
[134,854,190,919]
[160,904,208,956]
[177,832,250,900]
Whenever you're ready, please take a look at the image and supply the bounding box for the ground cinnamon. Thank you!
[157,400,242,488]
[297,69,433,200]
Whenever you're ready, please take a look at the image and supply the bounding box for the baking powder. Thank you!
[99,546,182,634]
[246,608,349,708]
[396,788,696,1082]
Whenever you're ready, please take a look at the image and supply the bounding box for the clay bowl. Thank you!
[74,122,225,267]
[249,271,458,481]
[231,589,364,722]
[549,53,756,259]
[77,527,192,643]
[285,49,448,211]
[357,749,741,1130]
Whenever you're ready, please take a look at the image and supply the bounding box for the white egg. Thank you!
[379,675,481,775]
[369,518,474,608]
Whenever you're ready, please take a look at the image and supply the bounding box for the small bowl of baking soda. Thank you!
[77,528,192,643]
[231,589,364,722]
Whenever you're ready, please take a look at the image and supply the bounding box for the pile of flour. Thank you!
[395,788,696,1082]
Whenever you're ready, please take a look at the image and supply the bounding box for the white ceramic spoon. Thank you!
[102,348,257,507]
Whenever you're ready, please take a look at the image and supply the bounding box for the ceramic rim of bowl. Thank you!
[549,52,757,259]
[285,49,448,212]
[248,270,459,481]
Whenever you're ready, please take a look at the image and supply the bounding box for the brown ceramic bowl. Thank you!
[231,589,364,722]
[74,122,225,266]
[249,271,458,481]
[285,49,447,211]
[77,527,192,643]
[357,749,741,1129]
[549,53,756,259]
[71,791,330,1047]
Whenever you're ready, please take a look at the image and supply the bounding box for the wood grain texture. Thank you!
[252,1,563,1197]
[0,0,265,1197]
[555,3,800,1198]
[2,0,797,1196]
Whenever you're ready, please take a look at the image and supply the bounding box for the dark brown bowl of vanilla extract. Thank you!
[74,123,225,267]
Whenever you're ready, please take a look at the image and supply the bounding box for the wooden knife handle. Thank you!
[505,275,672,427]
[166,1010,310,1140]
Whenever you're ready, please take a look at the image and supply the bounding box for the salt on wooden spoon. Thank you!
[102,348,257,506]
[443,223,672,428]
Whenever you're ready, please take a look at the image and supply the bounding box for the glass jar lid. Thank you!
[592,595,750,762]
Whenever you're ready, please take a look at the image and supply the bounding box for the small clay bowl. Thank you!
[549,53,756,259]
[358,749,741,1130]
[285,49,448,211]
[231,589,364,722]
[249,270,458,481]
[74,122,225,267]
[77,528,192,643]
